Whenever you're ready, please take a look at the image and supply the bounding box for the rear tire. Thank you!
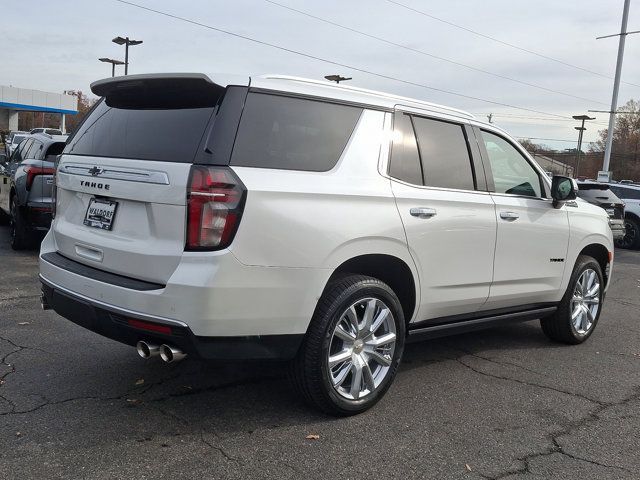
[10,199,31,250]
[291,275,405,416]
[540,255,604,344]
[616,217,640,250]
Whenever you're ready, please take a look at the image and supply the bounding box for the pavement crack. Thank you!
[480,386,640,478]
[453,356,603,405]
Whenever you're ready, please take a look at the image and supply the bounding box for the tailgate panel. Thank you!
[53,155,191,284]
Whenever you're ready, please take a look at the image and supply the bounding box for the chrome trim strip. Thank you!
[40,274,189,328]
[59,163,170,185]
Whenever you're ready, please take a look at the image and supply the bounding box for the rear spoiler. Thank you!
[90,73,227,108]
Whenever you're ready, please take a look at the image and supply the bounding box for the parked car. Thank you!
[40,73,613,415]
[576,181,626,244]
[606,182,640,249]
[4,131,29,157]
[30,128,63,135]
[0,133,67,249]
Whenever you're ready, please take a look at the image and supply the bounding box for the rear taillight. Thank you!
[186,166,246,250]
[24,165,55,191]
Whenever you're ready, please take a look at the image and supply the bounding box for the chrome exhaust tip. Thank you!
[41,291,51,310]
[136,341,160,359]
[159,344,186,363]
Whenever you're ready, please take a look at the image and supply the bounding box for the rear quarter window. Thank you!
[230,93,362,172]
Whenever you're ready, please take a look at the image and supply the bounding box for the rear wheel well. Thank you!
[579,244,610,284]
[626,211,640,222]
[327,254,416,324]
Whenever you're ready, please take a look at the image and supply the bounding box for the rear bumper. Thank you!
[39,228,330,340]
[24,203,52,230]
[609,219,626,240]
[40,276,303,360]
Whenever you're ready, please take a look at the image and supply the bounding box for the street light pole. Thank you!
[598,0,636,173]
[112,36,143,75]
[98,58,125,77]
[572,115,595,178]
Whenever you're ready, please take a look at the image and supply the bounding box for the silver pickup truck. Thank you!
[0,133,67,249]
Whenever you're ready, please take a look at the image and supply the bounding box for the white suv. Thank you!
[607,183,640,249]
[40,74,613,415]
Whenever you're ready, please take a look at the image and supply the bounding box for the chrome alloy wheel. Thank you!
[327,298,397,400]
[571,268,601,335]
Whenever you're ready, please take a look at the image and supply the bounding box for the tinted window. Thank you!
[231,93,362,171]
[612,186,640,200]
[45,142,66,158]
[64,99,215,162]
[389,113,422,185]
[26,140,43,159]
[412,116,475,190]
[481,131,543,198]
[12,139,32,163]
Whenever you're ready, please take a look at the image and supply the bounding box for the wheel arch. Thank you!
[579,243,611,286]
[625,211,640,222]
[326,254,418,325]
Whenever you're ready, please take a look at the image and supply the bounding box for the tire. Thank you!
[540,255,604,344]
[0,208,9,225]
[615,217,640,250]
[291,275,406,416]
[10,198,31,250]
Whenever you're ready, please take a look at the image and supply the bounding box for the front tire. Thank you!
[292,275,406,416]
[540,255,604,344]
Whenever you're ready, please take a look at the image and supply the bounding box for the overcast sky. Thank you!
[2,0,639,149]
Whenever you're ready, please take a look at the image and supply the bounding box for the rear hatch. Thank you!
[52,74,240,284]
[577,182,625,219]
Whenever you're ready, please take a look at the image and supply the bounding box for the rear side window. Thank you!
[611,186,640,200]
[412,116,475,191]
[230,93,362,171]
[45,142,66,158]
[64,99,215,162]
[389,113,422,185]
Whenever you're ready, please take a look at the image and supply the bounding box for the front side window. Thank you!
[412,116,475,191]
[481,131,543,198]
[231,93,362,172]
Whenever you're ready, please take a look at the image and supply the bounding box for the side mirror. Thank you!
[551,175,577,208]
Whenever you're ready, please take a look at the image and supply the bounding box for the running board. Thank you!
[407,306,557,341]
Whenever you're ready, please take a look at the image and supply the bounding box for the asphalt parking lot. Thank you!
[1,226,639,480]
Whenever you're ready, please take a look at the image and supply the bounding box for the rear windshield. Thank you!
[64,99,215,162]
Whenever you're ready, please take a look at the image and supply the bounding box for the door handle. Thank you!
[500,211,519,221]
[410,207,437,219]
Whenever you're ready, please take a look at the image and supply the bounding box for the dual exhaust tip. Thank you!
[136,341,186,363]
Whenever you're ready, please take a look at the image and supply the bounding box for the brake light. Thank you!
[186,166,246,250]
[24,165,55,191]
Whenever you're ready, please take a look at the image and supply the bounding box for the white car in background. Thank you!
[40,73,613,415]
[4,131,29,157]
[607,182,640,249]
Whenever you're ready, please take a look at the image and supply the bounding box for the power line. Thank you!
[264,0,608,106]
[386,0,640,89]
[113,0,572,119]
